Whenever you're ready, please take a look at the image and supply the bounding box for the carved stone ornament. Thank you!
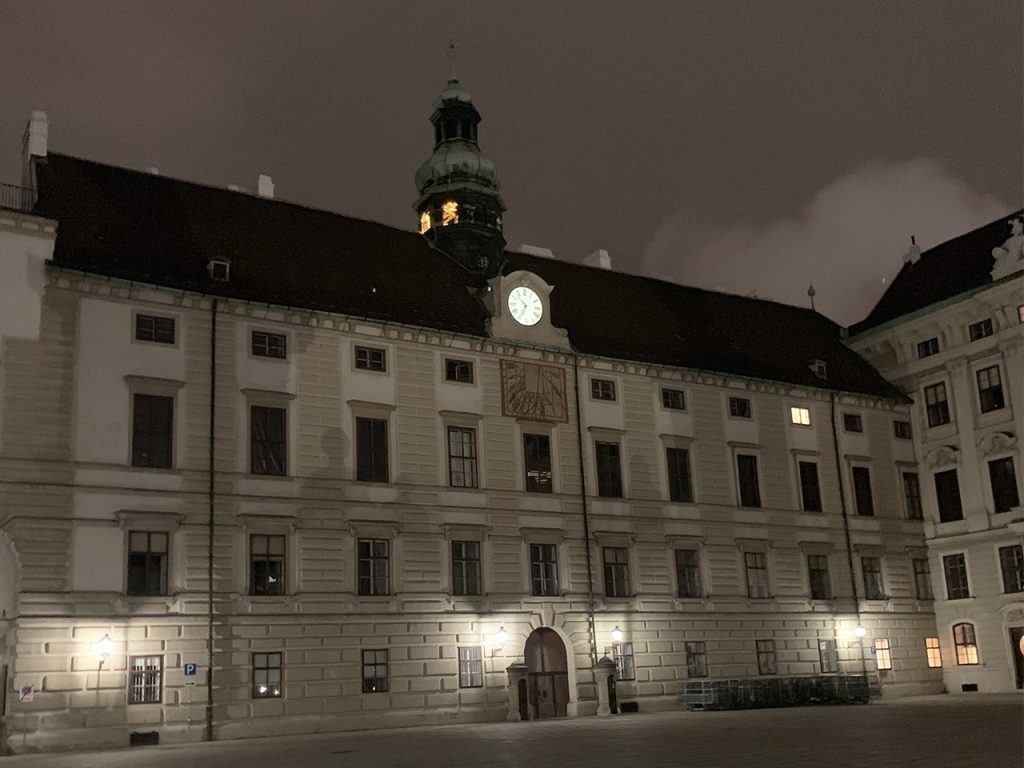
[979,431,1017,458]
[991,217,1024,281]
[923,444,960,469]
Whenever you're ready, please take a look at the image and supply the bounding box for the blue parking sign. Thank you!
[184,663,198,684]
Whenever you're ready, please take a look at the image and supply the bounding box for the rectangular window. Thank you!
[251,331,286,359]
[744,551,769,599]
[675,549,701,598]
[358,538,390,596]
[591,378,616,401]
[818,639,838,673]
[252,652,282,698]
[250,405,286,476]
[736,454,761,508]
[523,433,552,493]
[924,382,951,427]
[999,545,1024,593]
[912,558,933,600]
[128,655,163,704]
[354,345,386,372]
[685,641,708,678]
[852,466,874,516]
[790,406,811,426]
[445,358,474,383]
[361,649,389,693]
[861,556,884,600]
[935,469,964,522]
[355,417,389,483]
[127,531,168,597]
[603,547,630,598]
[893,420,912,439]
[968,318,993,341]
[595,441,623,498]
[447,426,479,488]
[807,555,831,600]
[798,461,822,512]
[873,638,892,671]
[457,647,483,688]
[666,447,693,503]
[135,314,175,344]
[756,639,777,675]
[843,413,863,433]
[917,337,939,358]
[942,553,970,599]
[451,540,482,596]
[953,623,979,665]
[989,457,1020,513]
[250,534,286,596]
[977,365,1004,412]
[925,637,942,668]
[661,388,686,410]
[530,543,559,596]
[903,472,923,520]
[614,642,635,681]
[729,396,752,418]
[131,394,173,469]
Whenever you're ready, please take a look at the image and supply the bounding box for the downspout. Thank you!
[572,353,599,668]
[206,299,218,741]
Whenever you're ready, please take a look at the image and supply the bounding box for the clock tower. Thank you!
[414,78,507,278]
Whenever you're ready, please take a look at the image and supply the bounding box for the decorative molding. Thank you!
[978,431,1017,457]
[923,444,961,468]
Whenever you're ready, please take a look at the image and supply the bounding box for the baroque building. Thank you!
[0,84,951,752]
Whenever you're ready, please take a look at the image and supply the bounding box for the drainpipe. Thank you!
[572,354,599,668]
[206,299,218,741]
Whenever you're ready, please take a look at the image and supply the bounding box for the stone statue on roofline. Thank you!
[991,217,1024,281]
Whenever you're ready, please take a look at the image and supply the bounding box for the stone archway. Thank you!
[524,628,569,718]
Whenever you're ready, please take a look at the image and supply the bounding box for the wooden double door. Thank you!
[525,628,569,718]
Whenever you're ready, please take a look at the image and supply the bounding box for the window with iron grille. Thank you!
[354,345,386,372]
[843,413,863,433]
[614,642,635,681]
[250,534,286,595]
[603,547,630,597]
[893,420,912,439]
[523,433,552,493]
[925,637,942,668]
[355,417,388,483]
[917,337,939,358]
[131,394,173,468]
[999,545,1024,593]
[445,358,474,383]
[798,461,822,512]
[744,551,769,598]
[251,331,286,359]
[852,466,874,516]
[591,378,616,401]
[666,447,693,503]
[756,640,777,674]
[361,649,389,692]
[976,365,1004,412]
[953,623,978,665]
[912,558,933,600]
[252,652,282,698]
[942,553,970,600]
[818,639,838,673]
[903,472,923,520]
[135,314,175,344]
[861,556,884,600]
[989,457,1020,513]
[250,405,286,475]
[128,655,162,704]
[728,396,752,418]
[924,382,950,427]
[451,540,481,596]
[807,555,831,600]
[873,638,892,670]
[447,427,478,488]
[685,641,708,678]
[934,469,963,522]
[127,531,168,596]
[675,549,701,598]
[530,543,558,596]
[661,388,685,410]
[968,318,993,341]
[458,647,483,688]
[736,454,761,508]
[595,441,623,498]
[358,538,390,596]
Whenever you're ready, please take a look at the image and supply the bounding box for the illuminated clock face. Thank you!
[508,286,543,326]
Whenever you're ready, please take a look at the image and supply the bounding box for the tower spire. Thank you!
[447,40,458,80]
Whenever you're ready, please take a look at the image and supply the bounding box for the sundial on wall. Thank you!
[500,360,568,422]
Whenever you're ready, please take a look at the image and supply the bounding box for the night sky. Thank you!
[1,1,1020,325]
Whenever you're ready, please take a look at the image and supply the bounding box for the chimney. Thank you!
[21,110,48,188]
[227,184,241,192]
[583,248,612,270]
[903,235,921,264]
[518,244,555,259]
[257,174,275,199]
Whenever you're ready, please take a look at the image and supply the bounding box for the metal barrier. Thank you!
[678,675,870,711]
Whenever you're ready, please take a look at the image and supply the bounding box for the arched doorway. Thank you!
[524,628,569,718]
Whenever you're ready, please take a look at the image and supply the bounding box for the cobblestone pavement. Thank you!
[5,695,1023,768]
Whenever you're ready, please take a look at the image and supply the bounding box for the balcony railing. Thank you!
[0,182,34,213]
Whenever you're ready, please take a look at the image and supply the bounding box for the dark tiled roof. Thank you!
[850,210,1024,335]
[33,153,902,400]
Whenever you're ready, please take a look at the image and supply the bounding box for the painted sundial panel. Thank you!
[500,360,568,423]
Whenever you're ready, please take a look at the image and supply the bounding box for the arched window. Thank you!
[952,623,978,665]
[419,211,432,234]
[441,200,458,226]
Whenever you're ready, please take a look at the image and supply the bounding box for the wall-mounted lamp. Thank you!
[495,626,509,646]
[610,626,624,644]
[854,625,866,638]
[96,633,113,671]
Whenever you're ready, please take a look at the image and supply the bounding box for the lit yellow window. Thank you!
[790,406,811,426]
[925,637,942,668]
[873,638,892,670]
[419,211,431,234]
[442,200,458,226]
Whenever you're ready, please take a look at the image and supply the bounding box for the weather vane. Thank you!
[447,39,458,80]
